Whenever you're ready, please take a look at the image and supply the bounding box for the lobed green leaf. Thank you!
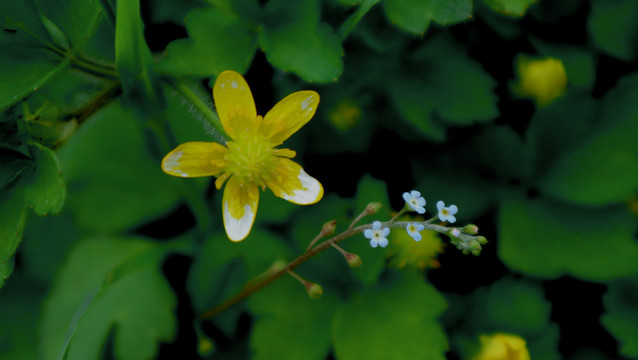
[499,197,638,281]
[23,142,65,216]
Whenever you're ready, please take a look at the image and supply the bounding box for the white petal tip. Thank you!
[282,169,323,205]
[224,202,255,242]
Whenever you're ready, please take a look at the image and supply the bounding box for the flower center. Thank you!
[225,132,275,188]
[372,230,383,240]
[441,209,449,216]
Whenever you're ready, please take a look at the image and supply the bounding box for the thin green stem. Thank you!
[337,0,381,41]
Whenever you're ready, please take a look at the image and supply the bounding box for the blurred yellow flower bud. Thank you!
[387,216,444,271]
[328,98,362,131]
[473,333,530,360]
[513,55,567,107]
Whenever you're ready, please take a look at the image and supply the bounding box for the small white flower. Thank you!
[449,228,461,238]
[364,221,390,248]
[437,201,458,223]
[403,190,426,214]
[406,222,425,241]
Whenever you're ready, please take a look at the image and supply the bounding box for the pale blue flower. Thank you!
[403,190,426,214]
[406,222,425,241]
[437,201,458,223]
[364,221,390,248]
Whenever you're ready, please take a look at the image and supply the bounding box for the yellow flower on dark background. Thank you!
[162,71,323,241]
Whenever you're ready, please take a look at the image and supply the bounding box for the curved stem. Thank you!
[199,217,477,319]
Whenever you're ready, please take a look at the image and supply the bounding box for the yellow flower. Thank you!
[513,55,567,107]
[327,98,361,131]
[472,333,531,360]
[161,70,324,241]
[386,216,444,271]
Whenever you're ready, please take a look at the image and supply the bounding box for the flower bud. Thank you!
[365,202,383,215]
[476,236,488,245]
[448,228,461,238]
[305,282,323,299]
[320,220,337,237]
[345,253,362,268]
[462,224,479,235]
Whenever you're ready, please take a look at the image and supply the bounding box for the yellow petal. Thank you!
[213,70,259,140]
[265,158,323,205]
[161,142,227,178]
[261,91,319,145]
[222,176,259,241]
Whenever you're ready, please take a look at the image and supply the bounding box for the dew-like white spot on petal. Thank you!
[163,151,188,177]
[223,201,254,242]
[300,96,315,111]
[231,81,238,89]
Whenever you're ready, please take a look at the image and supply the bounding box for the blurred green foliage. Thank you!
[1,0,638,359]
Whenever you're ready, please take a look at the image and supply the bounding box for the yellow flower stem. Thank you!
[200,219,483,319]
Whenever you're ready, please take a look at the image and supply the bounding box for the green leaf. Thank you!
[0,256,14,289]
[474,278,552,335]
[0,185,27,288]
[39,236,176,360]
[413,166,497,224]
[0,0,104,109]
[157,6,258,76]
[531,39,595,89]
[333,273,448,360]
[337,0,382,40]
[23,142,65,216]
[188,230,290,315]
[383,0,472,34]
[0,277,42,360]
[35,0,103,49]
[248,277,338,360]
[388,35,498,141]
[0,145,30,189]
[56,100,181,232]
[474,124,531,180]
[387,76,445,141]
[411,36,498,125]
[601,277,638,358]
[537,74,638,206]
[482,0,537,17]
[22,212,78,283]
[525,93,595,176]
[0,28,69,110]
[259,0,343,82]
[588,0,638,62]
[498,197,638,281]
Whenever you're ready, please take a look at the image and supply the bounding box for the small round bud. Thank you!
[462,224,479,235]
[448,228,461,238]
[320,220,337,237]
[476,236,488,245]
[305,282,323,299]
[365,202,383,215]
[346,253,362,268]
[471,248,481,256]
